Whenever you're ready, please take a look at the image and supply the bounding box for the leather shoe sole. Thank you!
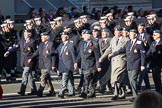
[129,98,135,102]
[111,96,118,100]
[79,94,87,98]
[118,96,126,99]
[37,93,43,97]
[27,92,37,95]
[46,92,56,96]
[17,92,25,96]
[87,95,96,98]
[58,94,64,99]
[67,94,75,97]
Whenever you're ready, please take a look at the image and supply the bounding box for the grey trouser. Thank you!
[128,70,139,98]
[59,72,74,95]
[39,69,54,92]
[82,70,95,96]
[20,67,37,93]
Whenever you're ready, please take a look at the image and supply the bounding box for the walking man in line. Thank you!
[109,29,146,102]
[4,30,37,96]
[28,32,56,97]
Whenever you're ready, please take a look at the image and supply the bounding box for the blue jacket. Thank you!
[9,37,36,67]
[146,39,162,68]
[76,40,101,72]
[113,39,146,71]
[31,41,56,70]
[55,41,76,73]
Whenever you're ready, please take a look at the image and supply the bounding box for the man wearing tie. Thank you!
[99,26,129,100]
[146,30,162,94]
[28,32,56,97]
[54,32,76,98]
[75,30,101,98]
[98,28,113,94]
[4,30,37,96]
[137,23,152,91]
[92,29,100,42]
[109,29,146,102]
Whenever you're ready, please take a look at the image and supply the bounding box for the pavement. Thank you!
[0,73,160,108]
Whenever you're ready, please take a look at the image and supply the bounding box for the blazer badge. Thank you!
[46,50,49,54]
[88,49,92,53]
[134,49,137,53]
[158,51,161,54]
[65,52,69,55]
[27,47,31,51]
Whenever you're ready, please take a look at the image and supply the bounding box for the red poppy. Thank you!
[89,42,93,47]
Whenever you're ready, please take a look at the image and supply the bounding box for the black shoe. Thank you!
[98,90,106,94]
[27,92,37,95]
[58,94,64,99]
[37,85,44,97]
[88,94,96,98]
[11,77,16,81]
[67,94,75,97]
[37,92,43,97]
[17,92,25,96]
[129,98,135,102]
[111,96,118,100]
[79,93,87,98]
[118,96,126,99]
[144,87,151,90]
[105,91,113,95]
[45,92,56,96]
[77,87,82,94]
[126,90,132,95]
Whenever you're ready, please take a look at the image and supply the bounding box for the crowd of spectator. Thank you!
[25,5,162,23]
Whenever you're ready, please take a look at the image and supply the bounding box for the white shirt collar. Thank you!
[63,41,68,45]
[103,38,107,41]
[117,36,123,43]
[156,39,160,44]
[131,38,137,44]
[118,36,122,40]
[25,37,29,41]
[44,41,48,45]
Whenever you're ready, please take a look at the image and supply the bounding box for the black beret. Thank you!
[153,30,161,34]
[24,30,32,33]
[138,23,145,27]
[92,29,100,32]
[83,30,91,34]
[40,32,49,36]
[101,28,109,32]
[82,29,87,33]
[129,29,137,33]
[64,25,71,29]
[114,26,123,31]
[61,32,69,35]
[122,26,129,31]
